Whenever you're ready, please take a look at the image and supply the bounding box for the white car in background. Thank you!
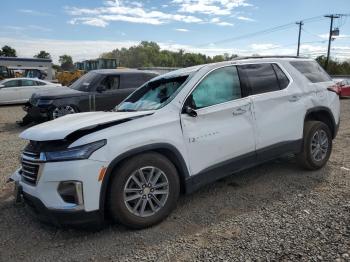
[0,78,61,105]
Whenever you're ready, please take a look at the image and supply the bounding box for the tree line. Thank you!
[100,41,238,68]
[0,43,349,75]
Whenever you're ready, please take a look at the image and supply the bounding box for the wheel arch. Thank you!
[99,143,190,216]
[304,106,337,139]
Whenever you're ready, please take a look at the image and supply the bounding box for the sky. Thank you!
[1,0,349,64]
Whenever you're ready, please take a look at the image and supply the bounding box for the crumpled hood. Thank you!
[20,111,154,141]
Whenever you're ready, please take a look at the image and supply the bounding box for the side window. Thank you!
[191,66,241,109]
[120,74,148,89]
[290,61,332,83]
[21,80,36,87]
[272,64,290,89]
[100,76,120,91]
[239,63,280,95]
[3,80,19,88]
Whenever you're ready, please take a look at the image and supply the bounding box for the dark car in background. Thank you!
[23,69,159,122]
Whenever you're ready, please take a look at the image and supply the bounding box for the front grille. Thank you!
[21,150,41,185]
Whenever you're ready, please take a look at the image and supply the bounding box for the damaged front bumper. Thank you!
[9,164,104,228]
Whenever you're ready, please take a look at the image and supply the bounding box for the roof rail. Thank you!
[232,55,309,61]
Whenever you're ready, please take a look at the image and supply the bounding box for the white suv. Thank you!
[11,57,340,228]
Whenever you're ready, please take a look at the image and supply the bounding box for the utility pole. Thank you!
[324,14,340,70]
[296,21,303,56]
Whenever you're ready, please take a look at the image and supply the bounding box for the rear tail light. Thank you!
[327,85,341,95]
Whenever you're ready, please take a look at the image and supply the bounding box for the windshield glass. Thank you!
[117,75,189,111]
[69,72,98,91]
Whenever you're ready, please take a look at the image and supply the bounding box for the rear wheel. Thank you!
[297,121,332,170]
[108,152,180,229]
[50,105,77,119]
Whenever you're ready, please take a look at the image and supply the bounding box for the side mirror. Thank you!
[184,106,197,117]
[96,85,107,93]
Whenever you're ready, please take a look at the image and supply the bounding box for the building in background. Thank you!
[75,58,118,71]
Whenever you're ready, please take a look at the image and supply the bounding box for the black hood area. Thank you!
[32,87,87,100]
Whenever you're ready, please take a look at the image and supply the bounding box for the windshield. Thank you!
[117,75,189,111]
[69,72,98,91]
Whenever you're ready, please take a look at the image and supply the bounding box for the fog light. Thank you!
[57,181,83,206]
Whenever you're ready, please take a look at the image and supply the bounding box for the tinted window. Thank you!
[239,63,280,95]
[290,61,332,83]
[100,76,120,91]
[191,66,241,109]
[272,64,290,89]
[21,80,36,86]
[3,80,19,88]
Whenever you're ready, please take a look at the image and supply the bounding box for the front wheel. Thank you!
[297,121,332,170]
[108,152,180,229]
[50,105,77,119]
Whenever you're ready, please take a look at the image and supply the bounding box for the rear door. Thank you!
[238,63,305,160]
[0,80,22,104]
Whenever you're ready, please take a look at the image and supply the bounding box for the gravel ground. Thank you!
[0,101,349,262]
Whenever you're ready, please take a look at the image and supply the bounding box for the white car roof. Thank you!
[0,78,52,84]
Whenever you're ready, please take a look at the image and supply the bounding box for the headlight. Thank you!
[44,140,106,162]
[37,99,53,106]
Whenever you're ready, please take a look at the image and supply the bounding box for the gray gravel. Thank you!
[0,101,349,262]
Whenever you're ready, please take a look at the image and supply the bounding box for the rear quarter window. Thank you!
[120,73,153,89]
[290,61,332,83]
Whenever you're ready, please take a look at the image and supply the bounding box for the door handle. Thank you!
[288,95,301,102]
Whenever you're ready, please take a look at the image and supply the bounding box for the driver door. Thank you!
[181,66,256,178]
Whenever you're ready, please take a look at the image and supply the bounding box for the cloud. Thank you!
[237,15,255,22]
[250,43,280,50]
[66,1,203,26]
[18,9,54,17]
[318,33,350,39]
[66,0,240,27]
[175,28,189,32]
[173,0,253,15]
[210,17,234,26]
[1,25,52,32]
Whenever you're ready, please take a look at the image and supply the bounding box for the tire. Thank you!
[297,121,332,170]
[50,105,78,120]
[108,152,180,229]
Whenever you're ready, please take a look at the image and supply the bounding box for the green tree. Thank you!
[316,55,350,75]
[0,45,17,57]
[34,50,51,59]
[59,55,74,71]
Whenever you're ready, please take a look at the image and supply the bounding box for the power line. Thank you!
[197,15,326,47]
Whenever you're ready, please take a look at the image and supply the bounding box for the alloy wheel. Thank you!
[52,105,76,119]
[310,129,329,161]
[123,166,169,218]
